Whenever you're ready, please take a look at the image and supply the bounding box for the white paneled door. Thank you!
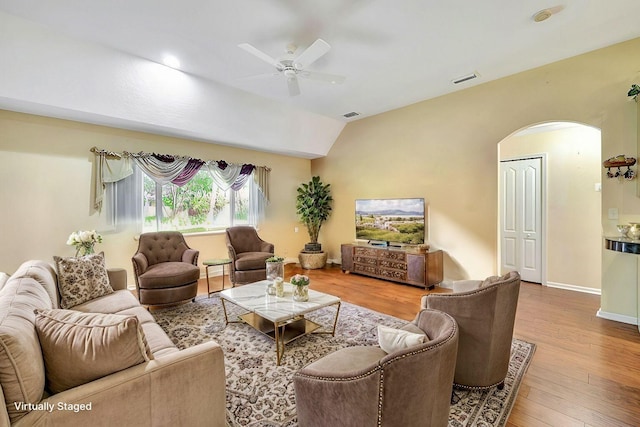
[500,157,543,283]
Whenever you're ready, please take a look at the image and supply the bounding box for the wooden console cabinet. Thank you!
[341,244,443,289]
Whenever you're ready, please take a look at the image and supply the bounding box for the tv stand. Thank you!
[341,243,443,289]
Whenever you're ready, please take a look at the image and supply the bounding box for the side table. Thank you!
[203,259,233,297]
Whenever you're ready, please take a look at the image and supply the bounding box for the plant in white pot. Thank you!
[296,176,333,269]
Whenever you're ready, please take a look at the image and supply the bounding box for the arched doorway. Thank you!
[498,122,602,291]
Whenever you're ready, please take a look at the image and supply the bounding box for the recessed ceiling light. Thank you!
[162,54,181,69]
[532,5,564,23]
[533,9,552,22]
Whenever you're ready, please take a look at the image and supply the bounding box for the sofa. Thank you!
[0,258,226,427]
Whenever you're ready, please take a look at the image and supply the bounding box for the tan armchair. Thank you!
[132,231,200,306]
[293,309,459,427]
[422,271,521,390]
[225,226,274,285]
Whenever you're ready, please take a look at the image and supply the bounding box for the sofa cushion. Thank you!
[73,289,141,314]
[137,262,200,289]
[234,252,272,271]
[54,252,114,308]
[34,309,153,394]
[0,277,52,423]
[377,324,427,354]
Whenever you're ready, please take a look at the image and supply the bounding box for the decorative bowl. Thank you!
[617,224,631,237]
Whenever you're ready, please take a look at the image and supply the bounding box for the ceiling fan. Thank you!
[238,38,345,96]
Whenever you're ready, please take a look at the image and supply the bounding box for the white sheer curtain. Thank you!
[104,166,143,232]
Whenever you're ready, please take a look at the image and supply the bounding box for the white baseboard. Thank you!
[596,309,638,325]
[545,281,601,295]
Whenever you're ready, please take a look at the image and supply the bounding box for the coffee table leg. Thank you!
[274,321,284,366]
[221,298,230,324]
[330,301,341,336]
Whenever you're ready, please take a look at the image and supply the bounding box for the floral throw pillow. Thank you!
[53,252,114,309]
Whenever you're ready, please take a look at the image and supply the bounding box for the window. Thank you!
[142,169,255,233]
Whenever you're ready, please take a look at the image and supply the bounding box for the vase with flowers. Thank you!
[290,274,310,302]
[67,230,103,257]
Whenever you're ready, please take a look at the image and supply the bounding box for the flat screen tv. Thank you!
[355,198,425,246]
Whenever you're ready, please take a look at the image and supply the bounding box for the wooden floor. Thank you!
[198,264,640,427]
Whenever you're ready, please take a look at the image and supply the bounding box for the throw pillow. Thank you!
[54,252,113,308]
[378,324,427,354]
[481,272,513,287]
[34,309,153,394]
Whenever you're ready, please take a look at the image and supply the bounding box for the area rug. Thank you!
[152,295,535,427]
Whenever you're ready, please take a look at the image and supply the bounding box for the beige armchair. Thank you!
[293,309,459,427]
[225,226,274,285]
[132,231,200,306]
[422,271,521,390]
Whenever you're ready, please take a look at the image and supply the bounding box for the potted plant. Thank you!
[296,176,333,269]
[290,274,310,301]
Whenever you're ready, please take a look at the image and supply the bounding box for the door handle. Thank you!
[526,234,531,238]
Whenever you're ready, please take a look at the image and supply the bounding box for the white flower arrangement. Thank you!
[67,230,103,257]
[290,274,310,287]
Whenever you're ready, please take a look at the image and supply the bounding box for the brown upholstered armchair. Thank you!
[225,226,274,285]
[294,309,459,427]
[132,231,200,306]
[422,271,521,390]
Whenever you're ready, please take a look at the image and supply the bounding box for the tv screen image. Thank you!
[355,198,425,245]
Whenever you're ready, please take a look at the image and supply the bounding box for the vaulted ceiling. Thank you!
[1,1,640,158]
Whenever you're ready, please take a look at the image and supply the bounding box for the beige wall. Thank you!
[2,37,640,321]
[500,124,602,291]
[313,37,640,319]
[0,110,311,282]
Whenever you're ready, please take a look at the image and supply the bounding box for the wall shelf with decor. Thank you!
[603,155,636,180]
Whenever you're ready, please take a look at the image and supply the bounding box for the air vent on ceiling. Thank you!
[343,111,360,118]
[452,72,480,85]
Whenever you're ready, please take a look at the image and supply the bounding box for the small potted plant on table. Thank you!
[290,274,310,301]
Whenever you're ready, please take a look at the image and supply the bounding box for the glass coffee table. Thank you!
[220,280,341,365]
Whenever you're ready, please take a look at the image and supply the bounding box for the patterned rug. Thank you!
[152,295,535,427]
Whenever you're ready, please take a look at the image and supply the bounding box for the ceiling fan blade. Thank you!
[287,76,301,96]
[238,43,278,67]
[293,38,330,70]
[299,70,345,84]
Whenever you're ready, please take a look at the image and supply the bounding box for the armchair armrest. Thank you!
[16,341,226,427]
[182,248,199,265]
[226,243,237,261]
[260,242,275,253]
[131,253,149,275]
[107,268,127,291]
[294,346,384,427]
